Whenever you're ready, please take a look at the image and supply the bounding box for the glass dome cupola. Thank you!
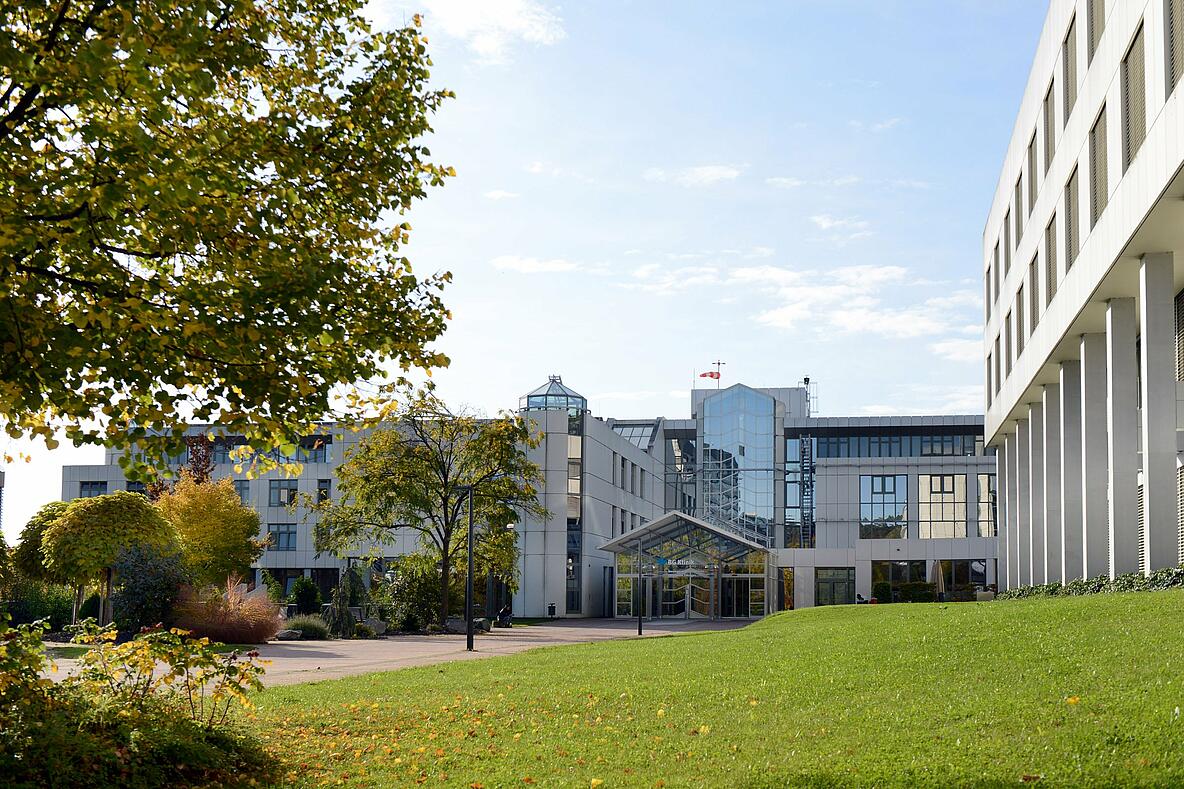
[520,375,588,414]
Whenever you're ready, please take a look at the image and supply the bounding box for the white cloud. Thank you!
[871,117,903,132]
[491,254,579,273]
[858,384,983,416]
[621,262,722,295]
[930,338,982,363]
[407,0,565,64]
[483,189,520,200]
[766,176,806,188]
[810,214,869,232]
[644,165,742,187]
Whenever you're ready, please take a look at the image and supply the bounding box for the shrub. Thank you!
[112,544,187,635]
[353,622,375,639]
[285,614,330,640]
[0,616,275,789]
[3,577,75,630]
[998,566,1184,601]
[324,568,362,638]
[173,577,282,644]
[79,591,101,621]
[388,552,457,630]
[260,568,285,603]
[288,575,322,615]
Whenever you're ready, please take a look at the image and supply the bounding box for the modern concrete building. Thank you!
[61,377,998,618]
[984,0,1184,589]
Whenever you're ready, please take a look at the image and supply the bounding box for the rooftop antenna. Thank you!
[712,359,725,389]
[798,376,818,417]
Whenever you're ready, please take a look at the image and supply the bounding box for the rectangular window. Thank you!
[1087,0,1105,63]
[1066,167,1080,267]
[1027,133,1038,212]
[986,355,994,407]
[316,479,331,503]
[993,243,1001,302]
[611,452,618,486]
[985,266,992,320]
[977,473,998,537]
[301,436,330,464]
[1044,82,1056,172]
[234,479,250,504]
[859,474,909,539]
[1004,211,1012,273]
[620,508,627,535]
[611,505,617,537]
[267,523,297,551]
[1029,256,1040,330]
[639,471,645,499]
[268,479,299,507]
[620,457,627,490]
[918,474,967,539]
[125,481,146,495]
[1064,15,1079,121]
[80,480,107,498]
[1014,178,1024,239]
[1122,24,1146,171]
[1090,106,1108,226]
[1046,214,1058,305]
[1005,312,1013,376]
[1169,0,1184,93]
[1016,287,1026,357]
[994,336,1002,394]
[871,560,927,603]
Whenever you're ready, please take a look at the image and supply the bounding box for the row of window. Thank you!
[78,477,332,507]
[858,473,996,540]
[611,505,647,537]
[986,1,1177,403]
[611,451,648,499]
[812,432,986,459]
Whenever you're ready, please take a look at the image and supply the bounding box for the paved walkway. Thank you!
[47,618,748,687]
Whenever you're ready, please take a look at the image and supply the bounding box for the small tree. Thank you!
[12,501,82,620]
[111,545,187,634]
[314,391,545,627]
[155,471,265,587]
[288,576,322,616]
[42,492,177,625]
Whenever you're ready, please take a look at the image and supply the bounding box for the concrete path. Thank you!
[46,618,748,687]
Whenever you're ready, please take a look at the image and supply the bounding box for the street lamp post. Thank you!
[465,486,476,652]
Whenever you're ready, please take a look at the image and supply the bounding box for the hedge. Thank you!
[996,565,1184,600]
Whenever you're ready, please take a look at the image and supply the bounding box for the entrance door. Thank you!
[720,578,751,618]
[815,568,855,606]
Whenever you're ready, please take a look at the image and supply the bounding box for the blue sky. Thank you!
[1,0,1049,541]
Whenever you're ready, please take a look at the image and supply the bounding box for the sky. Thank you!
[0,0,1050,543]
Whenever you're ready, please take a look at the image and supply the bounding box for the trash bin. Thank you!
[546,602,557,618]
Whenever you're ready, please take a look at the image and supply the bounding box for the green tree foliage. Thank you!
[111,544,187,634]
[11,500,69,583]
[314,391,545,626]
[287,576,321,616]
[0,2,453,476]
[154,471,265,587]
[42,491,177,623]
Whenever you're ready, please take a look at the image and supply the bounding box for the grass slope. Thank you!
[253,592,1184,787]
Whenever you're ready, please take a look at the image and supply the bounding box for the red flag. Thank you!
[699,371,720,379]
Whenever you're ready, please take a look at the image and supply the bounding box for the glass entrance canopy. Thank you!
[600,512,769,619]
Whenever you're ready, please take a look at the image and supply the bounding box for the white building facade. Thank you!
[984,0,1184,589]
[61,378,997,617]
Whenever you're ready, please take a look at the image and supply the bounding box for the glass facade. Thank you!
[870,560,927,603]
[859,474,908,539]
[815,431,986,458]
[613,422,657,449]
[566,430,583,613]
[267,523,296,551]
[663,436,697,514]
[918,474,968,538]
[977,473,997,537]
[698,386,777,546]
[615,546,766,618]
[814,567,855,606]
[80,480,107,497]
[126,481,147,495]
[520,376,588,415]
[934,558,992,601]
[269,479,299,507]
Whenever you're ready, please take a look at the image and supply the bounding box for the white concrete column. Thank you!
[1060,361,1084,581]
[1005,432,1020,589]
[1043,383,1063,583]
[1140,253,1178,572]
[1106,298,1139,577]
[1081,333,1110,579]
[1017,419,1031,587]
[996,437,1009,589]
[1028,402,1046,584]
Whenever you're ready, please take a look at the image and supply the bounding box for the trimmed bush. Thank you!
[112,545,186,635]
[3,578,74,631]
[285,614,330,640]
[353,622,376,639]
[997,565,1184,600]
[288,576,321,615]
[173,578,282,644]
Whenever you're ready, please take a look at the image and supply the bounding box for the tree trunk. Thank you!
[101,567,113,626]
[439,549,450,627]
[72,585,82,625]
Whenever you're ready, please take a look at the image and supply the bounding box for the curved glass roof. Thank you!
[520,375,588,413]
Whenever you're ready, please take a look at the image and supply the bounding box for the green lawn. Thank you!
[252,591,1184,787]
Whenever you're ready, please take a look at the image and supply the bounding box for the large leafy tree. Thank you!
[154,470,265,587]
[42,491,177,624]
[314,392,546,627]
[11,499,70,583]
[0,1,452,476]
